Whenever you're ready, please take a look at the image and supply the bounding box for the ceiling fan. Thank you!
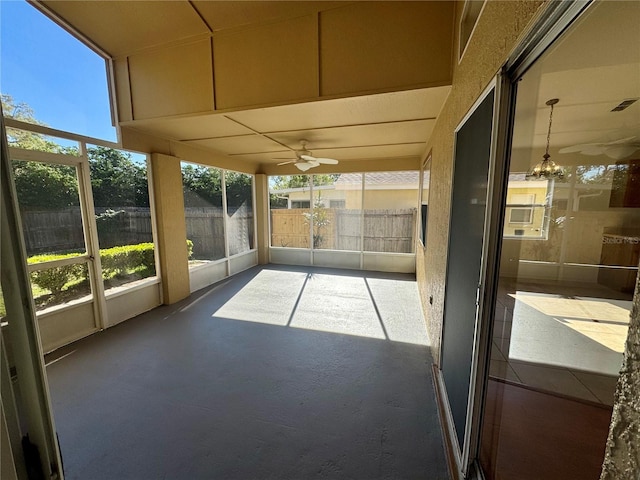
[275,140,339,172]
[559,136,640,160]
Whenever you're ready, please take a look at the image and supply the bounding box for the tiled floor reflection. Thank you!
[489,279,631,406]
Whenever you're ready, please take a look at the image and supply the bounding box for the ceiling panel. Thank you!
[192,1,344,32]
[126,114,254,141]
[187,135,286,155]
[228,87,450,133]
[268,120,435,150]
[41,1,208,57]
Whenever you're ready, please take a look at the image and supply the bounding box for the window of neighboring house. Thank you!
[1,1,116,141]
[509,207,534,224]
[330,200,345,208]
[504,192,547,238]
[292,201,310,209]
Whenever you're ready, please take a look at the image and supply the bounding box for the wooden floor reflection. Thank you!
[480,378,612,480]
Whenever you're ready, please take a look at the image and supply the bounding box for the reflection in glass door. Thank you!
[10,149,100,350]
[480,2,639,478]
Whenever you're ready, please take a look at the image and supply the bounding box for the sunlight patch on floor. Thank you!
[212,269,429,345]
[507,292,629,375]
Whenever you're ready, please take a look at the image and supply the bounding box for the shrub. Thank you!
[28,253,85,295]
[100,242,155,277]
[28,239,193,294]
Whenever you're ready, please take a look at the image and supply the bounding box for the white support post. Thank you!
[360,173,365,269]
[221,170,230,277]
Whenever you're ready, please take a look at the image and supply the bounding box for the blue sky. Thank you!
[1,0,116,141]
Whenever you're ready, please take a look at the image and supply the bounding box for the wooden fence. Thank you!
[271,208,416,253]
[185,206,254,259]
[20,206,253,258]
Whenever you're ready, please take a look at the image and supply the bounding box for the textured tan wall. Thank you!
[419,0,546,363]
[150,153,191,304]
[600,260,640,479]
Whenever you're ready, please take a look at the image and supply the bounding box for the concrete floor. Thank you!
[45,265,448,480]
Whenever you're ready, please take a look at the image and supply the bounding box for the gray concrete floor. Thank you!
[45,265,448,480]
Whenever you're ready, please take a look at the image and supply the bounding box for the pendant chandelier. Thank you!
[526,98,564,180]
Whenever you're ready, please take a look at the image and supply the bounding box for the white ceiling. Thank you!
[125,86,450,166]
[513,0,640,155]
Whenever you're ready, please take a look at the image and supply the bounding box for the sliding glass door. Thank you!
[479,1,639,478]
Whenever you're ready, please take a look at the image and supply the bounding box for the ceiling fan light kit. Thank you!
[526,98,565,181]
[276,140,339,171]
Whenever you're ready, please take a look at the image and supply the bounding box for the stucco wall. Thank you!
[419,0,546,363]
[600,260,640,479]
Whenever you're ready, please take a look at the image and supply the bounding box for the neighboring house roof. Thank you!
[336,171,424,186]
[269,184,335,194]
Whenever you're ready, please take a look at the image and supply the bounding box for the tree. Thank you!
[224,171,252,208]
[3,95,153,209]
[2,93,69,153]
[181,164,223,207]
[12,160,79,209]
[303,192,331,248]
[89,146,149,207]
[271,174,339,190]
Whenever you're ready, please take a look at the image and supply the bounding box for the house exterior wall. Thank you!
[362,189,419,210]
[419,0,546,364]
[287,187,421,210]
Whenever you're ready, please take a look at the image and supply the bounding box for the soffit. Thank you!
[191,1,347,32]
[40,0,209,57]
[39,1,350,58]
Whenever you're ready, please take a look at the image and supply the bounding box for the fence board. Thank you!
[272,208,416,253]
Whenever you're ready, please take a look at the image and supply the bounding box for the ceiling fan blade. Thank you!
[314,157,339,165]
[300,154,339,165]
[604,145,640,160]
[604,136,636,146]
[277,160,297,166]
[559,144,598,154]
[581,145,607,156]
